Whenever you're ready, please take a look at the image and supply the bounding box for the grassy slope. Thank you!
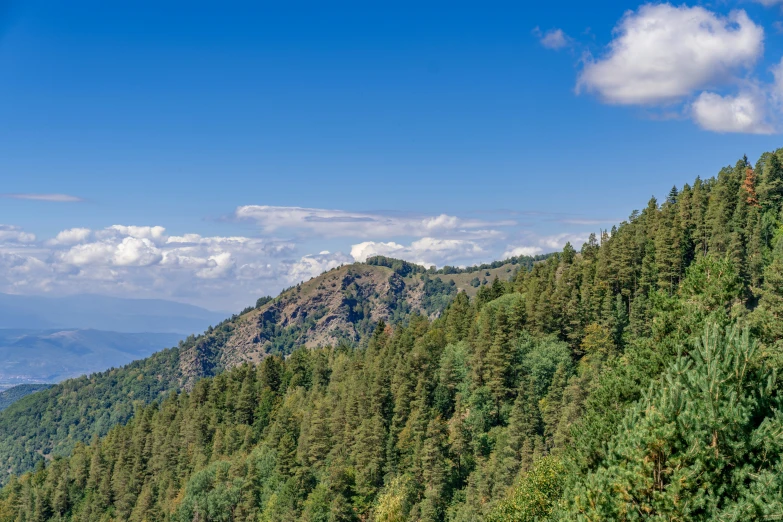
[432,263,519,297]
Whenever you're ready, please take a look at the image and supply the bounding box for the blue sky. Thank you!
[1,0,783,310]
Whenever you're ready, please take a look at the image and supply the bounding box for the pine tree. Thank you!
[236,368,257,426]
[485,307,512,411]
[760,151,783,210]
[757,237,783,343]
[419,416,451,522]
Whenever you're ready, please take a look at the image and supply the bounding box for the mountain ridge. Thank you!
[0,293,225,334]
[5,150,783,519]
[0,256,532,480]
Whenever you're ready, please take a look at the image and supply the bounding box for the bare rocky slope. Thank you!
[184,263,441,372]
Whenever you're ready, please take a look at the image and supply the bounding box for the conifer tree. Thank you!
[759,150,783,210]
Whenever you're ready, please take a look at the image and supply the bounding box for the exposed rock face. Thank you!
[176,263,443,384]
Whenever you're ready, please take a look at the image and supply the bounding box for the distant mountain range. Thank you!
[0,293,226,386]
[0,329,185,383]
[0,293,225,334]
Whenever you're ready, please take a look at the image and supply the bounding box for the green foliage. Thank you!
[255,296,273,309]
[486,457,566,522]
[366,256,426,277]
[0,346,185,481]
[3,150,783,520]
[0,385,51,412]
[366,254,549,277]
[563,325,783,520]
[420,274,459,316]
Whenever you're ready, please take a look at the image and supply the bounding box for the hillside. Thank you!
[0,384,51,412]
[2,150,783,520]
[0,258,527,482]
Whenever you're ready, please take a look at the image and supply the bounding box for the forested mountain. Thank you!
[0,259,529,485]
[3,150,783,520]
[0,385,51,412]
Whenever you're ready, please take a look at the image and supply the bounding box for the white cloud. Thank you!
[577,5,763,105]
[350,241,407,261]
[285,252,352,284]
[59,241,115,266]
[534,27,570,50]
[0,224,303,309]
[0,211,591,309]
[107,225,167,243]
[755,0,783,6]
[691,90,773,134]
[502,246,543,258]
[772,58,783,105]
[0,193,83,202]
[48,228,91,245]
[0,225,35,244]
[112,237,163,267]
[196,252,235,279]
[350,237,483,267]
[236,205,512,238]
[0,253,54,292]
[411,237,482,255]
[539,233,586,250]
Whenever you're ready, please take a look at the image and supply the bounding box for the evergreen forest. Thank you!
[3,150,783,520]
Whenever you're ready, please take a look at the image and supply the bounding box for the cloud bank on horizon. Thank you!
[0,205,599,310]
[8,1,774,310]
[541,2,783,134]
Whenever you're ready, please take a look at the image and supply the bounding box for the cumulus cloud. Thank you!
[534,27,570,50]
[571,3,783,133]
[0,209,598,309]
[350,241,407,261]
[48,228,91,245]
[236,205,512,238]
[0,225,35,244]
[0,224,304,309]
[112,237,163,267]
[0,252,53,292]
[538,233,586,250]
[502,246,543,258]
[350,237,483,267]
[196,252,235,279]
[0,193,84,202]
[578,5,763,105]
[107,225,167,243]
[284,252,353,284]
[59,241,117,266]
[691,90,773,134]
[503,233,586,258]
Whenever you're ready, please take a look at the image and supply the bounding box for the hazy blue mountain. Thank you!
[0,329,184,383]
[0,293,225,334]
